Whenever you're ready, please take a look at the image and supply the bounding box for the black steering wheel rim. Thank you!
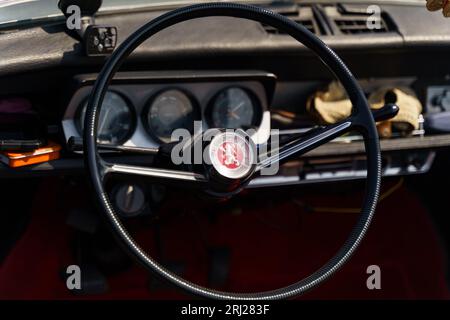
[84,2,381,300]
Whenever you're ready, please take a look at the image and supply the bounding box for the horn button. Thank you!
[205,131,256,193]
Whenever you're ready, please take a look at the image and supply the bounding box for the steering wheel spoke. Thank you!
[257,119,353,171]
[102,162,208,186]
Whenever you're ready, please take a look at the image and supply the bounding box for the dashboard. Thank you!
[57,72,447,190]
[1,1,450,192]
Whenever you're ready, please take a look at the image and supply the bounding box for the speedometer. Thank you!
[77,91,134,145]
[144,89,199,143]
[207,87,261,129]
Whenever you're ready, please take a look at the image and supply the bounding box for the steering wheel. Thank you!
[84,2,382,300]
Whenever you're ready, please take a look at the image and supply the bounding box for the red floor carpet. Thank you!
[0,178,448,299]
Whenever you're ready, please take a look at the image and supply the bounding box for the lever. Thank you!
[372,103,399,122]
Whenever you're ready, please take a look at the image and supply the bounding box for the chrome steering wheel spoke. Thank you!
[256,119,354,172]
[101,161,208,186]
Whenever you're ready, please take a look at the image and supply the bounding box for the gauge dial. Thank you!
[208,87,260,129]
[145,89,198,143]
[78,91,134,145]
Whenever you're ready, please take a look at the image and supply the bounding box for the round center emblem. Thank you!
[217,141,244,169]
[208,132,255,180]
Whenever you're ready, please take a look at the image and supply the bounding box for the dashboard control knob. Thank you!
[112,183,147,218]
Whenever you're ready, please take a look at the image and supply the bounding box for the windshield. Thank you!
[0,0,426,27]
[0,0,224,26]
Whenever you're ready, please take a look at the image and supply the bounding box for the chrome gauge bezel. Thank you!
[205,86,263,129]
[141,87,201,144]
[75,90,137,146]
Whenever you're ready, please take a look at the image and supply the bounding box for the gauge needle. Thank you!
[229,112,240,119]
[231,102,244,112]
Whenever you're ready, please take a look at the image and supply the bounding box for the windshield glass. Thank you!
[0,0,426,27]
[0,0,213,26]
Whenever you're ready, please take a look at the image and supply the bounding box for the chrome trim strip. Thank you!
[109,164,207,182]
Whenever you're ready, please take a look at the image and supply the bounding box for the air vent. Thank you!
[324,4,396,35]
[262,4,323,35]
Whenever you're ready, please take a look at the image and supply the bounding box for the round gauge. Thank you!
[77,91,134,145]
[144,89,198,143]
[208,87,261,129]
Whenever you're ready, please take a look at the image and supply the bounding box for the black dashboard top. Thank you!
[0,2,450,79]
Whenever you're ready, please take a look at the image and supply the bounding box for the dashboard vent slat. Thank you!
[324,4,396,35]
[261,5,323,35]
[261,4,397,36]
[335,18,389,34]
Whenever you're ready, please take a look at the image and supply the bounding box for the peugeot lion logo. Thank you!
[209,132,255,180]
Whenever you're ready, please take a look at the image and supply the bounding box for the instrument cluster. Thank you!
[62,73,273,149]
